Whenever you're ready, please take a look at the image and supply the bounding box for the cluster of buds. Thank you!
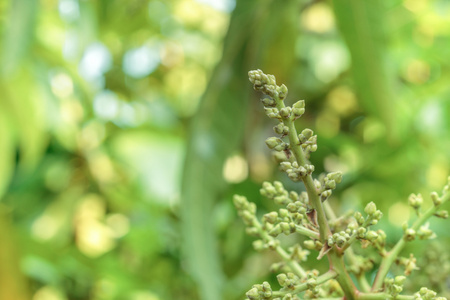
[348,255,374,276]
[315,172,343,202]
[233,195,257,227]
[277,272,301,289]
[384,276,407,298]
[265,137,289,152]
[246,281,273,300]
[280,161,314,182]
[397,254,419,276]
[298,128,317,154]
[408,193,423,215]
[414,287,446,300]
[259,182,318,240]
[249,69,282,100]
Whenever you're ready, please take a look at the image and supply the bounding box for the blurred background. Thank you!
[0,0,449,299]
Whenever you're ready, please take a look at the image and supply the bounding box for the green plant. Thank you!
[234,70,450,300]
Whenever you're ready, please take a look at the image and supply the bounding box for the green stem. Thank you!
[372,192,450,291]
[295,224,320,240]
[276,100,357,300]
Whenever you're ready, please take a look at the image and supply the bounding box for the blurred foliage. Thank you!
[0,0,449,300]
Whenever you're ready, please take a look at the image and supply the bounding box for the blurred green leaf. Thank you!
[0,109,15,199]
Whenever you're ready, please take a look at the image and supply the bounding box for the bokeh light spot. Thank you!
[78,42,112,81]
[50,72,73,98]
[388,202,410,226]
[33,286,67,300]
[223,155,248,183]
[301,3,335,33]
[93,90,120,121]
[123,45,160,78]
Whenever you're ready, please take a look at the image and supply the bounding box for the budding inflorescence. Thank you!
[235,70,450,300]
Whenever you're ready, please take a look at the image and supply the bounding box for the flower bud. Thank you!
[265,137,282,149]
[434,210,448,219]
[430,192,441,206]
[278,84,288,100]
[279,107,292,119]
[364,202,377,215]
[366,231,379,242]
[404,228,416,241]
[292,107,305,117]
[304,240,316,250]
[263,212,278,224]
[246,287,260,300]
[277,273,288,286]
[252,240,265,251]
[301,128,313,139]
[293,100,305,109]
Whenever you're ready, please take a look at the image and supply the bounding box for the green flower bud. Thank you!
[325,180,336,190]
[246,227,259,236]
[304,240,316,250]
[404,228,416,241]
[364,202,377,215]
[328,172,343,183]
[242,210,255,225]
[306,278,317,289]
[279,107,292,119]
[277,273,288,286]
[252,240,265,251]
[233,195,248,210]
[278,84,288,100]
[279,209,289,218]
[246,287,260,300]
[301,128,313,139]
[292,107,305,117]
[274,181,284,192]
[263,212,278,224]
[280,162,291,171]
[366,231,379,242]
[430,192,441,206]
[287,202,298,213]
[293,100,305,109]
[394,275,406,285]
[434,210,448,219]
[274,142,289,152]
[269,224,282,237]
[273,123,285,135]
[408,193,423,209]
[336,236,346,247]
[261,97,275,107]
[328,236,335,246]
[357,227,366,238]
[265,137,282,149]
[267,239,280,250]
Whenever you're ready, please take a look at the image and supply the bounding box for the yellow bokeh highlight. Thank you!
[50,73,74,98]
[33,286,67,300]
[316,111,340,138]
[388,202,410,226]
[326,86,359,117]
[164,64,207,116]
[129,291,160,300]
[75,194,116,257]
[404,59,430,84]
[106,213,130,238]
[362,119,386,143]
[301,3,335,33]
[426,160,449,190]
[223,154,248,183]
